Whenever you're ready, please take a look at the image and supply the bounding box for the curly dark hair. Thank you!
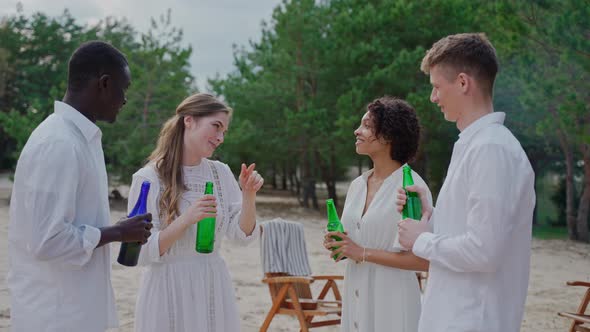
[366,96,420,164]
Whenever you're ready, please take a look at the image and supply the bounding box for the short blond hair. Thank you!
[421,33,498,96]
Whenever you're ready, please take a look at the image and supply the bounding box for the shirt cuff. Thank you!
[81,225,101,255]
[412,231,436,260]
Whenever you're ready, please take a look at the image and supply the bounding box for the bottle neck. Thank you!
[402,168,414,187]
[327,206,339,222]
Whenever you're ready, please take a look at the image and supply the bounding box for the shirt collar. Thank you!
[54,101,102,142]
[458,112,505,142]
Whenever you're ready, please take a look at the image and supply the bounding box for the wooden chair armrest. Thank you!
[558,312,590,324]
[262,276,314,284]
[312,275,344,281]
[567,281,590,288]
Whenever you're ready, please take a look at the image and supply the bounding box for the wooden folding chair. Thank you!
[259,221,343,332]
[557,280,590,332]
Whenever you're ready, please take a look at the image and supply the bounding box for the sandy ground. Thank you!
[0,178,589,332]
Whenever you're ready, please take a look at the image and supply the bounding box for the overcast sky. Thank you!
[0,0,282,90]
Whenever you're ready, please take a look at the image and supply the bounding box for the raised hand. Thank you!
[238,163,264,193]
[117,213,153,244]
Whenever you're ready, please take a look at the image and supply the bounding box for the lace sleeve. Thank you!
[209,161,259,245]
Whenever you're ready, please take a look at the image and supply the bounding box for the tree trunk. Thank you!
[295,171,301,196]
[281,162,288,190]
[576,144,590,242]
[550,104,577,240]
[316,150,338,208]
[300,150,318,209]
[302,178,318,209]
[289,169,300,196]
[328,150,337,208]
[558,130,577,240]
[271,163,277,189]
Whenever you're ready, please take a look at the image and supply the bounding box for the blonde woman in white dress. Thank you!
[324,96,432,332]
[128,93,263,332]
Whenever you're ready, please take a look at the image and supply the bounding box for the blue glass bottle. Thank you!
[117,181,150,266]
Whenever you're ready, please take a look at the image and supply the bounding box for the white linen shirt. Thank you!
[8,101,118,332]
[413,112,535,332]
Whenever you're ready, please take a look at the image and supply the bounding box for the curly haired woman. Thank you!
[324,96,432,332]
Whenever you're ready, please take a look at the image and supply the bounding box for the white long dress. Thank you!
[128,159,259,332]
[340,166,432,332]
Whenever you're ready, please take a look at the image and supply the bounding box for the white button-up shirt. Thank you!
[413,112,535,332]
[8,101,118,332]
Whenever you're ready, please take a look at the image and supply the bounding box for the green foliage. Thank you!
[1,0,587,223]
[210,0,497,200]
[0,109,45,161]
[532,225,568,240]
[490,0,590,240]
[99,10,195,183]
[0,8,194,184]
[0,9,93,166]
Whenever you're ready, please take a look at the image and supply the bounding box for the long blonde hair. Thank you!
[148,93,232,225]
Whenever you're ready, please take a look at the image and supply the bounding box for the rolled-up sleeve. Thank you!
[12,140,100,267]
[128,174,164,265]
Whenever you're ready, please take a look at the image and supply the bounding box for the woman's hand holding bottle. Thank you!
[181,195,217,227]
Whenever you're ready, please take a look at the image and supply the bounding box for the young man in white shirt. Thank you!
[8,41,153,332]
[397,33,536,332]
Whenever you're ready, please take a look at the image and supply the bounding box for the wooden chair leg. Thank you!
[577,288,590,314]
[331,282,342,301]
[260,284,290,332]
[287,286,310,332]
[317,280,333,300]
[569,288,590,332]
[317,280,342,303]
[567,285,590,332]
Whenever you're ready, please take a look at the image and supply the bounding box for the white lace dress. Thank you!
[128,159,259,332]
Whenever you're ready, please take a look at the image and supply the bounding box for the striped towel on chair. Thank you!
[260,218,312,276]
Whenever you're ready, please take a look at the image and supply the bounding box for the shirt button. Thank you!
[355,289,359,297]
[354,322,358,329]
[356,222,360,230]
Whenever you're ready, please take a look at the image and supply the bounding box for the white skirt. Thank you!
[134,254,241,332]
[341,261,421,332]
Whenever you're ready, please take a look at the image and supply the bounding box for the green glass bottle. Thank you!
[402,165,422,220]
[326,199,346,261]
[196,181,216,253]
[117,181,151,267]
